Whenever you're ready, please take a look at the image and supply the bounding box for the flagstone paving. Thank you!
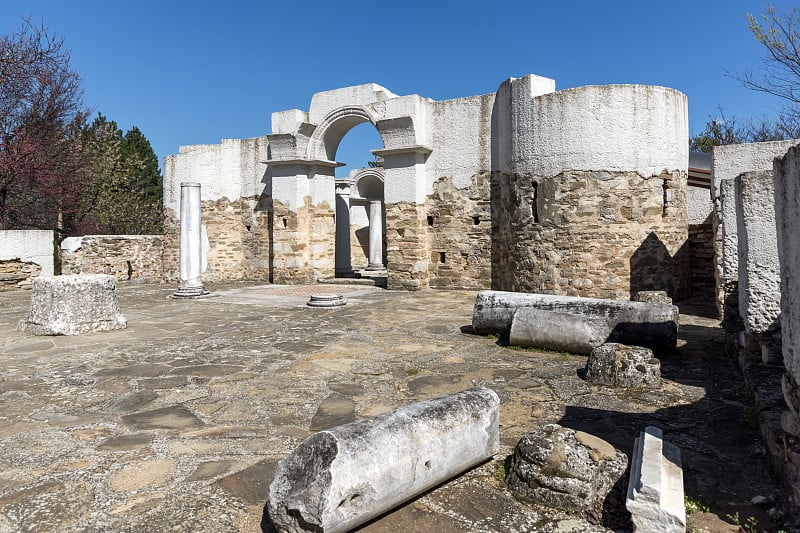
[0,283,785,532]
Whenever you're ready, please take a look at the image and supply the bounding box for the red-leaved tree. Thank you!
[0,19,93,235]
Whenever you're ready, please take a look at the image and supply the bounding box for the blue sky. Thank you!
[2,1,794,177]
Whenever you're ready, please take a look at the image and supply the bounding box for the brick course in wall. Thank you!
[688,223,715,303]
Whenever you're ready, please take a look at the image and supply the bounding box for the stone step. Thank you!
[318,277,377,286]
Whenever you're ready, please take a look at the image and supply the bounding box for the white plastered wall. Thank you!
[513,84,688,178]
[0,230,54,276]
[712,140,800,200]
[426,94,494,189]
[687,186,712,224]
[163,136,270,213]
[775,146,800,379]
[712,139,800,294]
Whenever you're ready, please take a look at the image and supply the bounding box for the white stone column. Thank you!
[366,200,384,270]
[173,182,206,298]
[335,184,352,277]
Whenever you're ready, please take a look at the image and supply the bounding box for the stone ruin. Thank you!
[17,274,127,335]
[153,73,713,302]
[0,230,54,290]
[713,140,800,510]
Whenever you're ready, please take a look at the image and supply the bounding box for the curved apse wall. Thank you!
[509,84,688,178]
[492,84,690,300]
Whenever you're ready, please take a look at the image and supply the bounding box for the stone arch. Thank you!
[352,168,385,201]
[306,106,382,163]
[335,168,387,278]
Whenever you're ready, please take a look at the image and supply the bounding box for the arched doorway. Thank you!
[265,85,428,289]
[307,108,385,280]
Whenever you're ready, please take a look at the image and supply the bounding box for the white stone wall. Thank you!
[712,140,800,200]
[735,172,781,335]
[426,94,494,189]
[712,140,800,314]
[163,76,691,288]
[719,179,740,286]
[0,230,54,276]
[687,185,712,224]
[163,136,270,213]
[511,85,688,178]
[775,146,800,382]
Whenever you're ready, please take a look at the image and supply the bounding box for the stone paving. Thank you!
[0,283,783,532]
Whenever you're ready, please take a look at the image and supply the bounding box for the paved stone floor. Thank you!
[0,283,785,532]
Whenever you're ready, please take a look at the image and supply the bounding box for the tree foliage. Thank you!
[0,19,90,233]
[693,5,800,152]
[0,19,163,236]
[82,115,163,234]
[690,108,800,152]
[742,4,800,112]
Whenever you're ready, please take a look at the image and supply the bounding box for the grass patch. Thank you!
[684,494,710,514]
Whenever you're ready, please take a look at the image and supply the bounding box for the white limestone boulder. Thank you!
[17,274,127,335]
[626,426,685,533]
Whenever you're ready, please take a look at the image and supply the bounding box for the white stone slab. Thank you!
[626,426,685,533]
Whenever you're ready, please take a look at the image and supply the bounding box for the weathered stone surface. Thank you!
[735,171,781,337]
[60,235,163,283]
[385,202,429,290]
[585,343,661,388]
[0,283,784,532]
[688,223,716,301]
[307,294,346,307]
[268,387,500,533]
[711,140,800,318]
[626,426,685,533]
[473,290,678,352]
[633,290,672,305]
[491,169,689,301]
[505,424,628,519]
[425,174,492,290]
[509,307,608,355]
[17,274,127,335]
